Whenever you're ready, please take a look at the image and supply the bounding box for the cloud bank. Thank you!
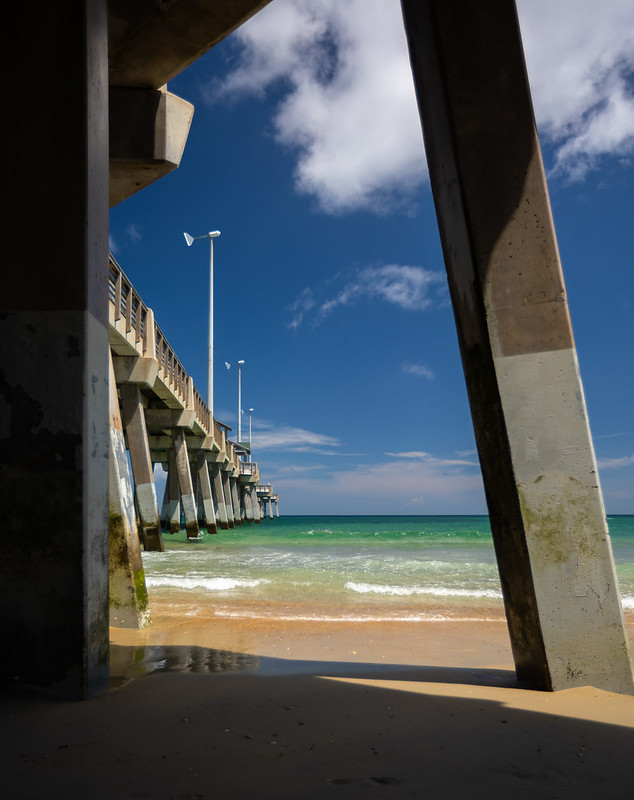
[207,0,634,213]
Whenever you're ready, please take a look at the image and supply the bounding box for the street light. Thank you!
[225,360,245,443]
[248,408,254,461]
[183,230,221,418]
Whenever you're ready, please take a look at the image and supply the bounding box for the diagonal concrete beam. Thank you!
[172,428,199,539]
[401,0,633,693]
[120,384,164,552]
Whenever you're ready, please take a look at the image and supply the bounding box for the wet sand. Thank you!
[2,597,634,799]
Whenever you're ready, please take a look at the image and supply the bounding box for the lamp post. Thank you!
[225,360,245,443]
[248,408,254,461]
[183,230,221,419]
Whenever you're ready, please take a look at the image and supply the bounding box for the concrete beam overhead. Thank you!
[108,0,274,89]
[109,87,194,206]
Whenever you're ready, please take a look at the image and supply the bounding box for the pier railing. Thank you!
[109,253,207,427]
[108,252,275,509]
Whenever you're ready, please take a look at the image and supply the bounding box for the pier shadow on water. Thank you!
[109,642,517,690]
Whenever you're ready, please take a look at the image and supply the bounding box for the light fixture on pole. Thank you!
[225,360,245,443]
[183,230,221,419]
[248,408,254,461]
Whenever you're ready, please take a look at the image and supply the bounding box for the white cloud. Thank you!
[516,0,634,180]
[597,454,634,469]
[385,451,480,467]
[208,0,634,212]
[274,457,485,514]
[402,362,435,380]
[288,264,445,327]
[252,422,341,452]
[127,223,142,243]
[209,0,425,213]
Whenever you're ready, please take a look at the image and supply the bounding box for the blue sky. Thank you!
[109,0,634,515]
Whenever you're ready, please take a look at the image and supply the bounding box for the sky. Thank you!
[109,0,634,516]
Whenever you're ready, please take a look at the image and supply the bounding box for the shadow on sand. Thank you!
[2,643,633,799]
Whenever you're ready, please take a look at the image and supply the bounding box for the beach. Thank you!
[3,516,634,798]
[2,596,634,799]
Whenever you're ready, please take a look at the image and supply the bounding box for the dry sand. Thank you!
[2,599,634,799]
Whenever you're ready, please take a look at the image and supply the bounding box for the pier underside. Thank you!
[1,0,631,697]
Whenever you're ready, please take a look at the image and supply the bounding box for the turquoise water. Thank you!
[143,515,634,622]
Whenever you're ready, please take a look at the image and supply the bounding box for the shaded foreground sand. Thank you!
[2,598,634,799]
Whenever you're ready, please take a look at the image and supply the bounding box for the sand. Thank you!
[2,598,634,799]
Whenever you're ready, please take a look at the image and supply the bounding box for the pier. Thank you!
[2,0,632,698]
[108,254,273,625]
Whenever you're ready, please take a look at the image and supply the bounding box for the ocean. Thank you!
[143,515,634,623]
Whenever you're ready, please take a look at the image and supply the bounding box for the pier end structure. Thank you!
[401,0,633,693]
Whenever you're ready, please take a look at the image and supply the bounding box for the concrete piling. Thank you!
[120,384,164,552]
[171,429,199,539]
[401,0,633,693]
[211,462,230,530]
[108,354,150,629]
[197,452,218,534]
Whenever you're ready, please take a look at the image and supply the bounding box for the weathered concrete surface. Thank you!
[109,86,194,206]
[211,462,230,529]
[401,0,633,693]
[230,476,242,526]
[222,470,236,528]
[0,0,110,698]
[108,0,274,89]
[108,355,150,629]
[172,429,199,539]
[196,452,218,534]
[120,384,164,552]
[160,450,181,534]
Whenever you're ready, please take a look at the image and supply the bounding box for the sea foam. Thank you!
[145,575,267,592]
[345,581,502,600]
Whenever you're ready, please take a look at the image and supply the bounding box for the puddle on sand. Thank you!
[109,644,261,688]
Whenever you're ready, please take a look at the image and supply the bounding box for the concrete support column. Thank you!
[108,354,150,628]
[211,463,230,530]
[401,0,633,693]
[244,487,255,523]
[171,429,199,539]
[160,450,181,534]
[120,384,164,552]
[196,453,218,534]
[251,488,262,524]
[0,0,110,698]
[222,471,236,528]
[230,476,242,525]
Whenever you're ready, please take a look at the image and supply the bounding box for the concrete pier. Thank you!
[161,450,181,534]
[171,429,199,539]
[5,0,627,701]
[196,452,218,534]
[401,0,633,693]
[108,355,150,629]
[230,477,242,525]
[119,384,164,552]
[1,0,110,697]
[222,470,236,528]
[211,462,230,530]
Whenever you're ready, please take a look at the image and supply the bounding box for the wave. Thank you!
[345,581,503,600]
[145,576,267,592]
[621,595,634,609]
[214,609,501,623]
